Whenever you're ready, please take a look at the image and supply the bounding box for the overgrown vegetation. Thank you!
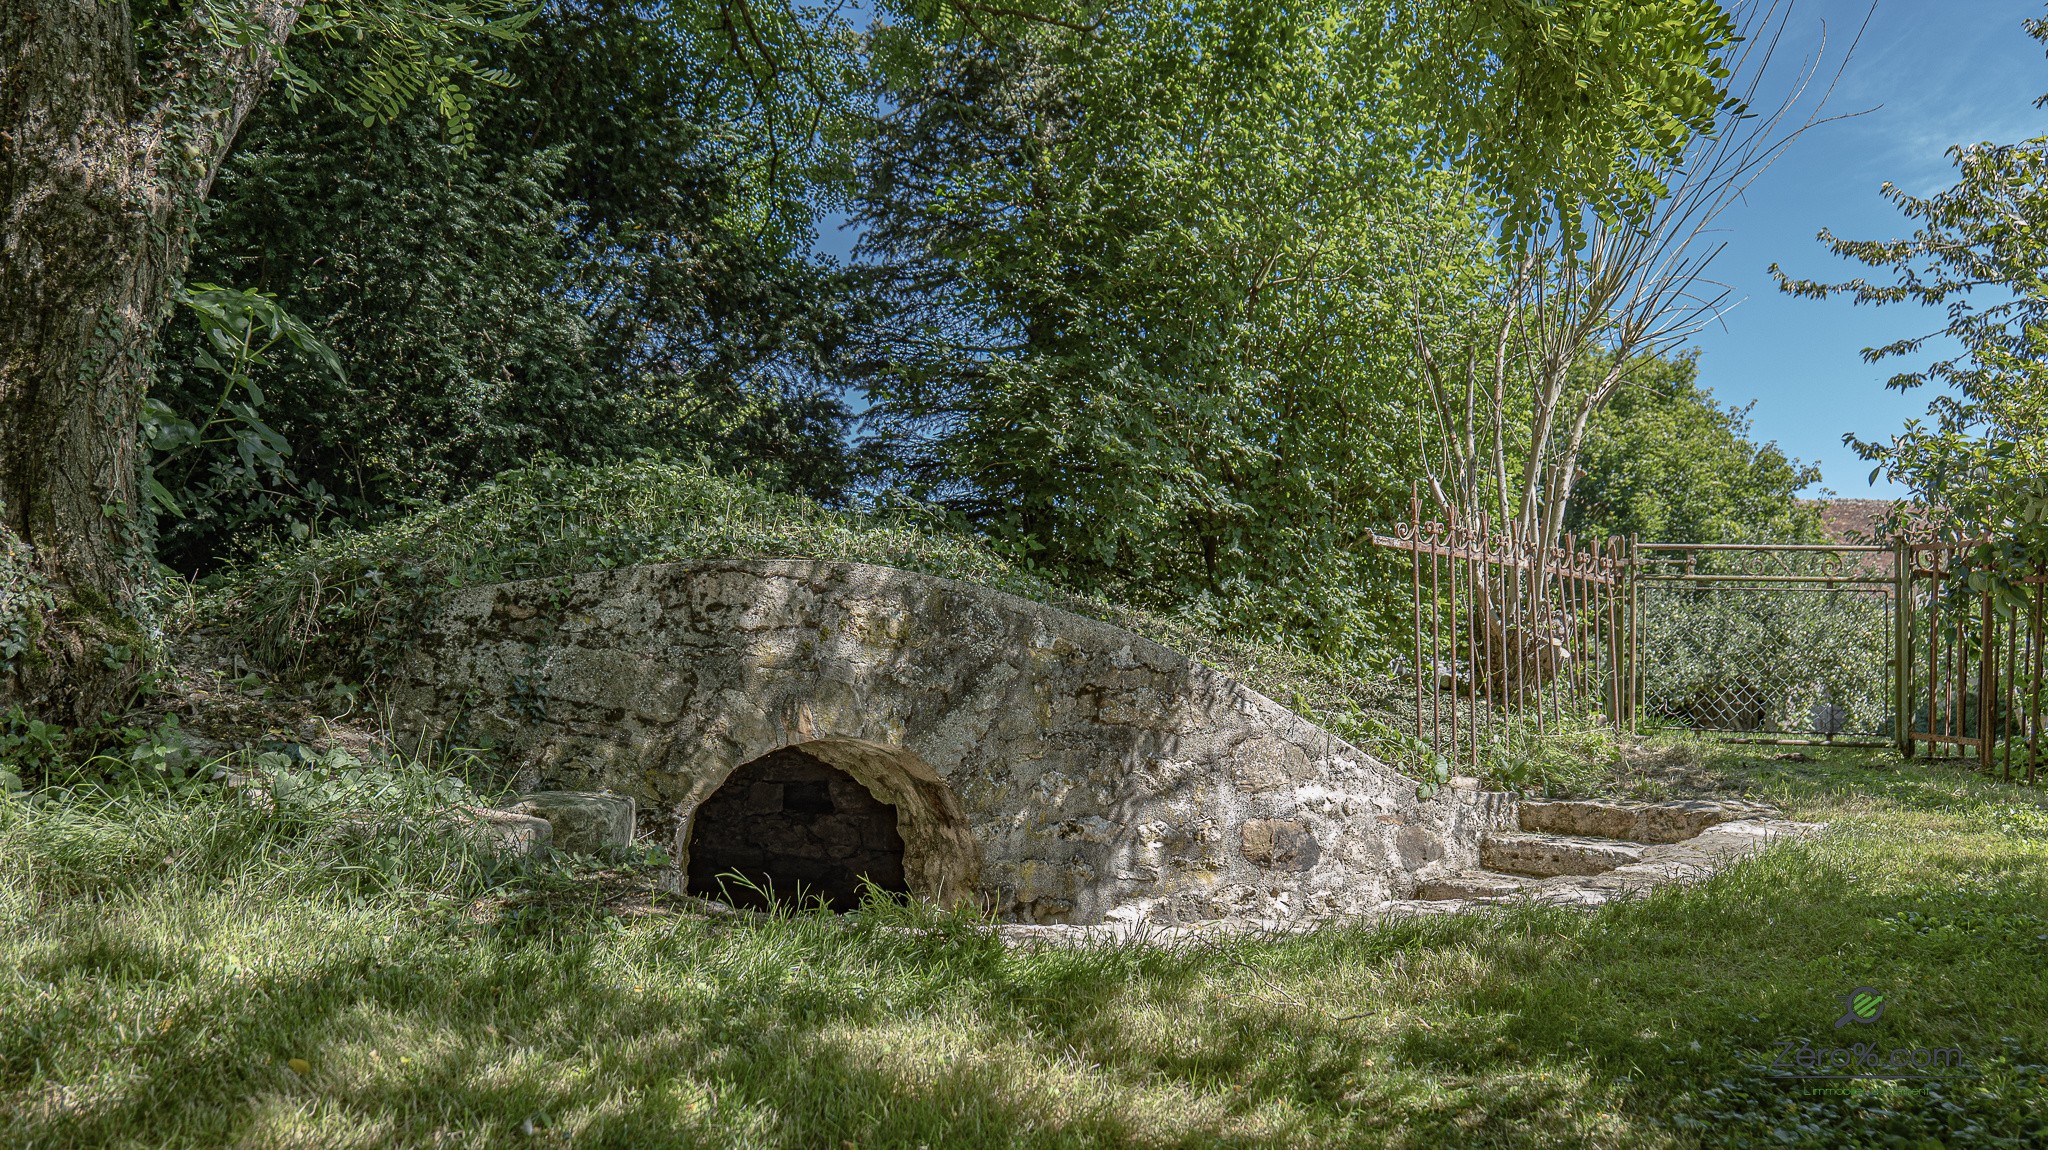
[202,457,1439,767]
[149,0,875,574]
[3,743,2043,1148]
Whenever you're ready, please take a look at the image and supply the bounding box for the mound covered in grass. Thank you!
[206,460,1417,762]
[211,459,1032,666]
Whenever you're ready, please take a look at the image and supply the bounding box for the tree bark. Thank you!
[0,0,302,723]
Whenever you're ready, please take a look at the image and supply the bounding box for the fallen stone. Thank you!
[466,806,553,857]
[501,791,636,856]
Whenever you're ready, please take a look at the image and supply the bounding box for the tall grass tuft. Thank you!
[0,752,508,919]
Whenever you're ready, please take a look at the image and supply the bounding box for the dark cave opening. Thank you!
[684,746,911,911]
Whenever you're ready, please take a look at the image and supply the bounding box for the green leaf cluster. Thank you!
[1566,351,1826,545]
[283,0,540,150]
[154,1,876,573]
[849,0,1743,656]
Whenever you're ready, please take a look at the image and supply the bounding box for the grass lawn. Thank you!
[3,743,2044,1149]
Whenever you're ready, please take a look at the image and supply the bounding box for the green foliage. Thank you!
[0,709,68,785]
[148,0,1754,671]
[495,0,877,497]
[852,0,1744,656]
[1638,584,1893,739]
[855,2,1494,653]
[252,745,482,822]
[879,0,1742,236]
[1776,8,2048,566]
[144,282,345,541]
[282,0,539,149]
[157,54,596,567]
[0,748,517,910]
[156,1,876,574]
[1,707,202,793]
[1567,351,1827,544]
[85,716,204,793]
[1400,0,1740,239]
[211,458,1024,672]
[0,531,54,677]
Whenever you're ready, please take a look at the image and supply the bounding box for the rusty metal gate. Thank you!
[1632,542,1898,744]
[1373,495,1636,776]
[1378,508,2044,782]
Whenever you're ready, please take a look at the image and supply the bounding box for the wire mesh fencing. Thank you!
[1376,505,2043,784]
[1633,544,1896,742]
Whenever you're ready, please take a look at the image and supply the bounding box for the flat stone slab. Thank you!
[1516,817,1825,906]
[501,791,636,855]
[1518,798,1780,844]
[1413,871,1542,900]
[1480,831,1646,877]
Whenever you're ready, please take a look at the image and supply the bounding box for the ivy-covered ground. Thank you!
[3,742,2043,1149]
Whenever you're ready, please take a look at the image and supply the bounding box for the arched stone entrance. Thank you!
[684,746,910,910]
[392,560,1488,925]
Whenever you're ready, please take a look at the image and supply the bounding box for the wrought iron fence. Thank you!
[1904,540,2044,782]
[1376,501,2044,784]
[1372,494,1635,773]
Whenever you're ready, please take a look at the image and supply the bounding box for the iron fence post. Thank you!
[1981,587,1996,773]
[1895,536,1913,758]
[1628,534,1640,735]
[1411,488,1423,752]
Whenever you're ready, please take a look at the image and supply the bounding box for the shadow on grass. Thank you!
[6,759,2046,1149]
[7,909,1327,1148]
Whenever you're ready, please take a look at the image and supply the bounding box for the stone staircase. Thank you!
[993,796,1823,946]
[1405,797,1818,911]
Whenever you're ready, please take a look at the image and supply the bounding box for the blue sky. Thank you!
[1688,0,2045,498]
[814,2,2046,498]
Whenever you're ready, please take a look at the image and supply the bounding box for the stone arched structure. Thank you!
[388,560,1511,924]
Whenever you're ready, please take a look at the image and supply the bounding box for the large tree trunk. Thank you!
[0,0,301,724]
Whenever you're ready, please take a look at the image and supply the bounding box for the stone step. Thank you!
[1517,798,1780,844]
[1412,871,1543,901]
[1480,831,1646,877]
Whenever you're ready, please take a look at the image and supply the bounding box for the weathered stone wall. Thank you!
[387,560,1511,925]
